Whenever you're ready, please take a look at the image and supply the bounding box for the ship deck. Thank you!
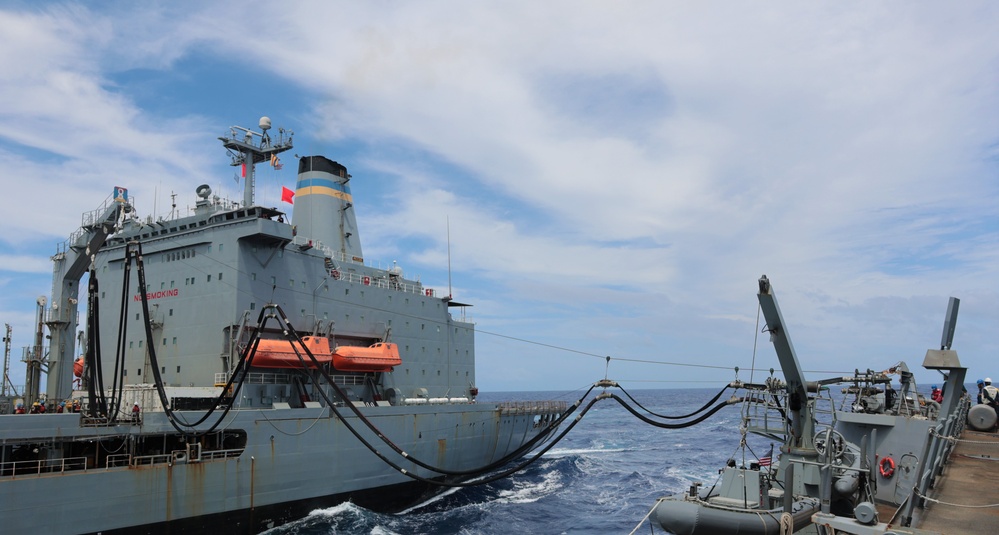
[911,428,999,534]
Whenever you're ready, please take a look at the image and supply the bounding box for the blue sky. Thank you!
[0,2,996,393]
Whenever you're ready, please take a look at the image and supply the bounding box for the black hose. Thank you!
[608,393,740,429]
[618,384,729,419]
[269,304,594,477]
[128,241,266,437]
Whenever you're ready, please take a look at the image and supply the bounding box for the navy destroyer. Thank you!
[0,117,566,534]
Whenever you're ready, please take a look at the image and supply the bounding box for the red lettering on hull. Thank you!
[133,289,179,301]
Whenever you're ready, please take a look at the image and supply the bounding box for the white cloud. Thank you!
[0,1,996,391]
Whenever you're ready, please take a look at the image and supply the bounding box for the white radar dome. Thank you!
[259,117,272,131]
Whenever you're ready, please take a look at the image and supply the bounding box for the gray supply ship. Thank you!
[0,118,565,534]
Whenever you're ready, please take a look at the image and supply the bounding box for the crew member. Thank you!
[977,379,985,404]
[931,385,943,403]
[982,379,999,419]
[132,402,141,424]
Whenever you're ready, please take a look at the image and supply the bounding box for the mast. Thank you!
[24,297,46,406]
[219,117,294,208]
[1,323,13,396]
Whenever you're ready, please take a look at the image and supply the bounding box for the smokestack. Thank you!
[292,156,362,261]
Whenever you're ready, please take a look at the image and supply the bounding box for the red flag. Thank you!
[281,186,295,204]
[241,163,246,178]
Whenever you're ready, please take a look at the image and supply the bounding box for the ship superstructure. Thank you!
[0,118,565,535]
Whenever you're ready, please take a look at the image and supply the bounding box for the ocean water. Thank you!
[262,387,778,535]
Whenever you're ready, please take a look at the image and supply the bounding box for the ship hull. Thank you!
[1,402,554,534]
[83,479,438,535]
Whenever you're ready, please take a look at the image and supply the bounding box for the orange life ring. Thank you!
[879,456,895,478]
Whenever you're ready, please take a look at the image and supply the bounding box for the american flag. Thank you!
[759,444,775,467]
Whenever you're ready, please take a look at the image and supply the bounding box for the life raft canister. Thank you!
[879,456,895,478]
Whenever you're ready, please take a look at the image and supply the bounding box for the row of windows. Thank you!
[134,310,174,320]
[126,336,178,348]
[163,243,224,262]
[164,249,196,262]
[123,365,181,376]
[403,369,471,377]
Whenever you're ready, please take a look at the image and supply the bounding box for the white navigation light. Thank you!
[259,117,272,131]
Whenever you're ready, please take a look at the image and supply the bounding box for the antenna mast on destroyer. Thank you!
[220,117,294,207]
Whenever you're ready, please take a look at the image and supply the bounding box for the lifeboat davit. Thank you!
[333,342,401,372]
[252,336,334,368]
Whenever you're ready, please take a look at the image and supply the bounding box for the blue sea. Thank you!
[262,387,778,535]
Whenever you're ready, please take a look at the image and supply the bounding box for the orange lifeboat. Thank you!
[251,336,334,368]
[73,357,84,377]
[333,343,401,372]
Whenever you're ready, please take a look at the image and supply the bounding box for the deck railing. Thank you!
[0,456,88,478]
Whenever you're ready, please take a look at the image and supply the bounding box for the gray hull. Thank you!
[2,402,557,534]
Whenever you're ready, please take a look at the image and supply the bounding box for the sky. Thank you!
[0,1,996,393]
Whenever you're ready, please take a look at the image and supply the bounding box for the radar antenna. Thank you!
[220,116,294,208]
